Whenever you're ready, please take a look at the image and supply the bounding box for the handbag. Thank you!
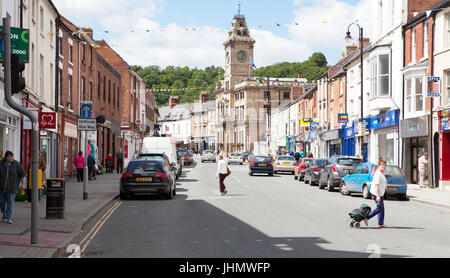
[226,167,231,177]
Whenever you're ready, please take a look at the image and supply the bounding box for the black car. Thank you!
[304,159,328,186]
[138,153,181,179]
[120,158,176,200]
[318,155,362,192]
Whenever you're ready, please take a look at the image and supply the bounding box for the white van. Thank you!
[141,136,181,178]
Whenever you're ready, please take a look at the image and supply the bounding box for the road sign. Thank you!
[77,119,97,131]
[80,101,92,119]
[0,26,30,62]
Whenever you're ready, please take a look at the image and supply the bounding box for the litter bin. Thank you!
[46,178,65,219]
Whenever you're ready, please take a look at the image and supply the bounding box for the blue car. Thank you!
[249,156,274,176]
[340,163,407,200]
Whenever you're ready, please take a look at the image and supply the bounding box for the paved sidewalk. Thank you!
[0,173,120,258]
[406,183,450,209]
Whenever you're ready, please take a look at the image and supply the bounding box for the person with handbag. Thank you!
[216,155,229,196]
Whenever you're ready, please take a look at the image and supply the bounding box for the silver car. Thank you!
[201,150,216,163]
[274,156,296,174]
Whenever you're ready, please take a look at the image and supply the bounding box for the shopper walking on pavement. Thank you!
[116,150,124,173]
[216,155,229,196]
[87,154,96,181]
[364,158,388,228]
[75,151,85,182]
[418,152,428,188]
[0,151,26,224]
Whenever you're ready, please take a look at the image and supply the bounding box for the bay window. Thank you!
[405,77,424,113]
[370,54,390,98]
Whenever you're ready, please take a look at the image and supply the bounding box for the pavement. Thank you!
[0,172,120,258]
[406,183,450,209]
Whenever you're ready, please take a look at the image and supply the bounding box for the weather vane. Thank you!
[235,3,244,17]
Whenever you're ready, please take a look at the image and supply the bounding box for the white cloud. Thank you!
[53,0,371,69]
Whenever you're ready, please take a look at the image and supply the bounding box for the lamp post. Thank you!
[345,23,364,160]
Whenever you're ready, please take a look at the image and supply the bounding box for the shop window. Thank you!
[283,92,290,99]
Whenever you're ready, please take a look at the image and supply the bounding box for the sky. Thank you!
[52,0,373,69]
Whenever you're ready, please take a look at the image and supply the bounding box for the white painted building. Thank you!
[0,0,22,160]
[158,104,193,149]
[270,100,298,155]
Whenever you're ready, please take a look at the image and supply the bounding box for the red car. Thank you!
[294,158,315,181]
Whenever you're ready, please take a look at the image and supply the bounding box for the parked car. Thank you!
[249,156,274,176]
[304,159,328,186]
[201,150,216,163]
[177,149,192,165]
[228,153,244,165]
[120,158,176,200]
[340,163,407,200]
[141,136,181,179]
[294,158,315,180]
[274,156,296,174]
[138,153,180,180]
[318,155,363,192]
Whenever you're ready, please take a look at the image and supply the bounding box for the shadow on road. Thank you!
[88,193,408,258]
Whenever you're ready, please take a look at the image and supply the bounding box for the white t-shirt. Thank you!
[217,159,228,175]
[371,169,387,197]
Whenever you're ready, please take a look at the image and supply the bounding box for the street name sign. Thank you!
[0,26,30,62]
[77,119,97,131]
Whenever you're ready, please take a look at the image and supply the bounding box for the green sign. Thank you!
[0,26,30,62]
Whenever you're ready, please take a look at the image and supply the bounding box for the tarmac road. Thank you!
[69,158,450,258]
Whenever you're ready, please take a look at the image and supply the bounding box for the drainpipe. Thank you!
[430,16,436,188]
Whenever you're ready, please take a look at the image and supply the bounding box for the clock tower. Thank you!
[223,11,255,91]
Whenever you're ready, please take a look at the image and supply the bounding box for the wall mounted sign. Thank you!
[338,113,349,124]
[427,77,440,98]
[38,112,56,129]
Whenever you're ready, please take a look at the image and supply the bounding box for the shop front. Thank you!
[63,121,79,177]
[322,129,341,157]
[438,109,450,190]
[342,124,356,157]
[0,108,21,160]
[400,116,429,184]
[295,134,306,153]
[368,110,399,165]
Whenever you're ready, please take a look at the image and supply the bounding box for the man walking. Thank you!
[0,151,26,224]
[418,152,428,188]
[116,149,124,173]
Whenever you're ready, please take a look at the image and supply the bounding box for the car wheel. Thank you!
[310,175,315,186]
[269,173,274,176]
[398,193,407,201]
[318,177,325,189]
[304,174,309,184]
[362,185,371,199]
[165,190,173,200]
[340,182,350,196]
[327,176,334,192]
[249,172,253,176]
[294,175,298,180]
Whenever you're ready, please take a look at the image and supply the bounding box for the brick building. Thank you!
[95,41,145,166]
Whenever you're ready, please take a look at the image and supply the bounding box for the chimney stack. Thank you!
[346,44,358,56]
[358,38,370,49]
[82,27,94,40]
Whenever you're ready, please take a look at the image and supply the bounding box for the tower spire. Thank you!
[235,3,244,18]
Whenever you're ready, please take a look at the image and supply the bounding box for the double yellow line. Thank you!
[78,201,122,256]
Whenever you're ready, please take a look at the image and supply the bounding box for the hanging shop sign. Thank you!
[441,110,450,131]
[338,113,349,124]
[38,112,56,130]
[427,77,440,98]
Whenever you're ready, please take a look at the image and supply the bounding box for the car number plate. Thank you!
[136,177,152,182]
[282,162,291,165]
[387,187,397,191]
[259,164,267,167]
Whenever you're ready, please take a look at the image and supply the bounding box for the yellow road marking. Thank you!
[79,201,122,255]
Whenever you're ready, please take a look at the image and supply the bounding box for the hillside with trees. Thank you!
[133,52,329,106]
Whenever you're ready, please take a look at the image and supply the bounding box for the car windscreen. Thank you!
[383,166,404,178]
[314,159,328,166]
[277,156,295,161]
[203,151,213,155]
[127,161,164,173]
[337,158,362,166]
[231,153,242,156]
[253,157,271,163]
[303,159,314,164]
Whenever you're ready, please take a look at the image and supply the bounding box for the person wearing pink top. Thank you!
[74,151,85,182]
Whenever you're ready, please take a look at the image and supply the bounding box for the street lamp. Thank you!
[345,23,364,160]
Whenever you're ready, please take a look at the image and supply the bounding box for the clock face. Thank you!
[237,51,247,62]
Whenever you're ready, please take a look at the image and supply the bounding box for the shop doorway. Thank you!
[410,137,428,184]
